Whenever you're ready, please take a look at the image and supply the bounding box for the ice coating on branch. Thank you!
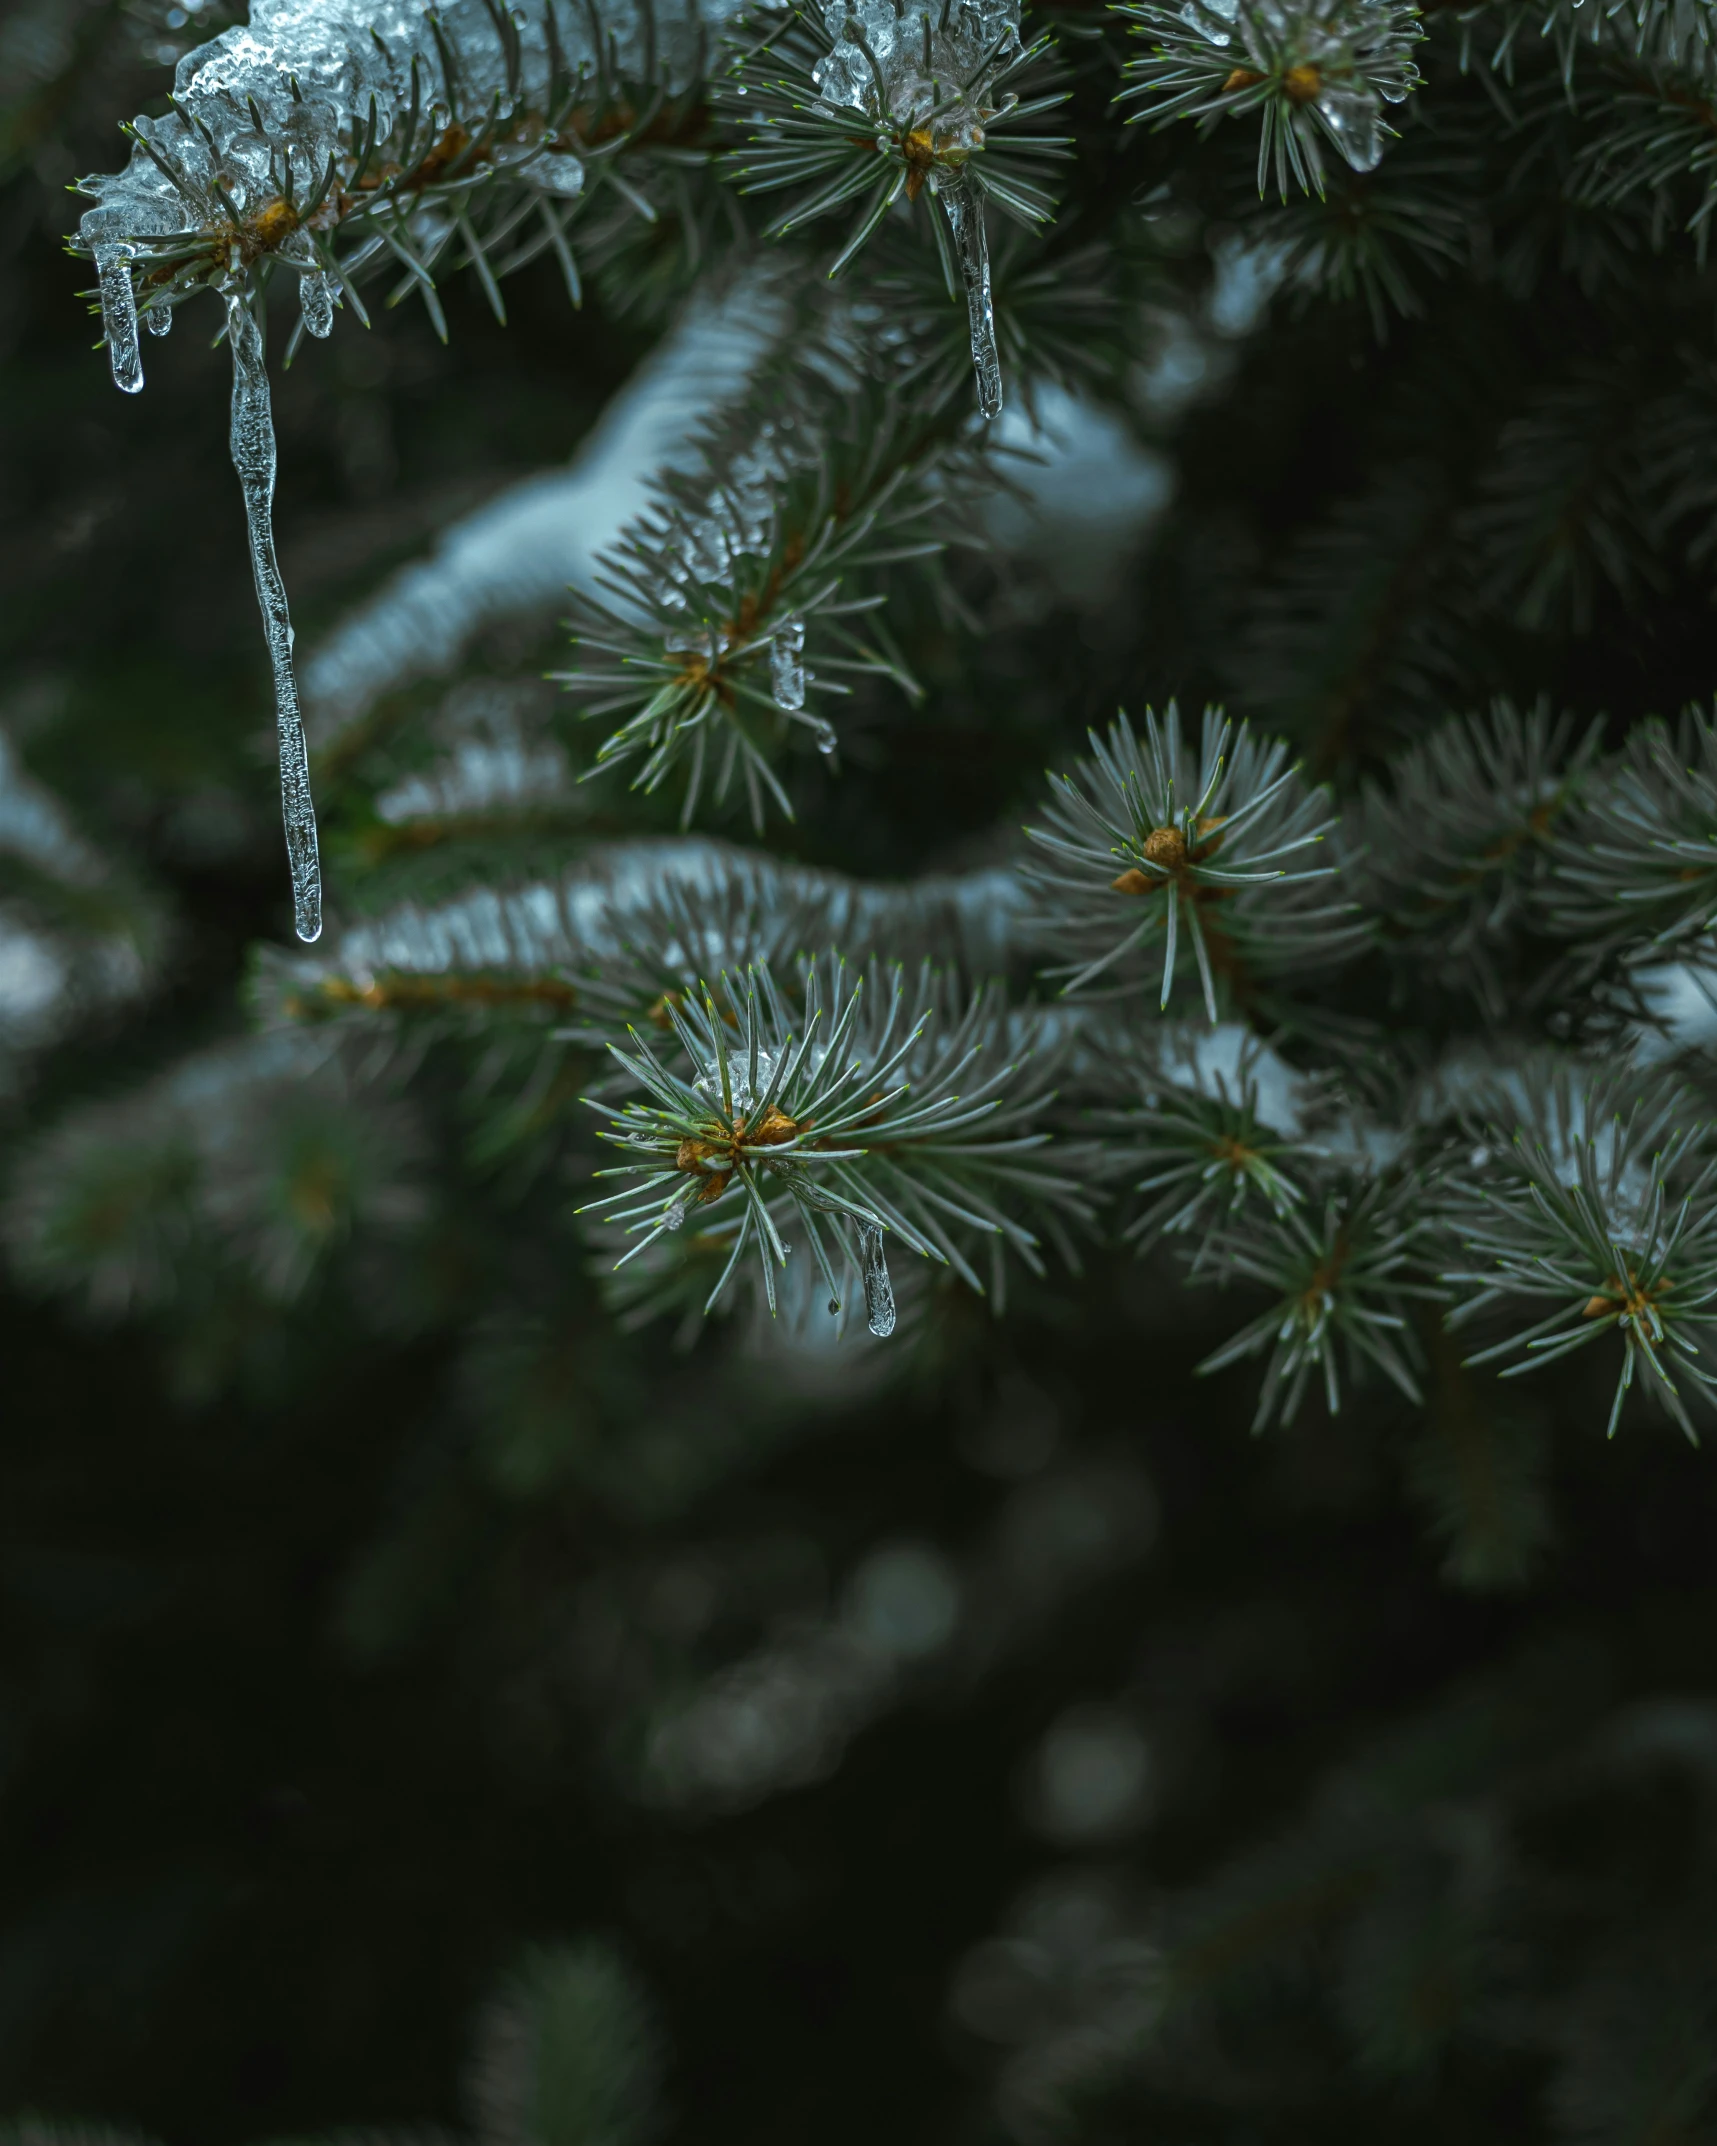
[941,180,1001,420]
[674,418,801,592]
[73,0,741,274]
[814,0,1021,136]
[93,245,144,395]
[67,0,763,929]
[70,0,773,935]
[696,1045,785,1116]
[227,289,322,943]
[861,1222,897,1337]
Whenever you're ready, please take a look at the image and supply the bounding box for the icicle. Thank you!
[225,286,323,944]
[861,1223,897,1338]
[93,243,144,395]
[941,182,1003,422]
[812,717,838,759]
[299,270,336,340]
[145,304,173,337]
[531,153,586,200]
[770,617,806,712]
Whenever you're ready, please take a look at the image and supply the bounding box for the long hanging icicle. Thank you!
[861,1223,897,1337]
[93,243,144,394]
[225,287,323,944]
[940,183,1003,422]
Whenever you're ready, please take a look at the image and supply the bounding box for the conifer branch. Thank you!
[1025,703,1366,1017]
[554,364,983,827]
[1118,0,1425,198]
[579,955,1090,1325]
[1444,1068,1717,1439]
[70,0,726,353]
[1197,1174,1437,1428]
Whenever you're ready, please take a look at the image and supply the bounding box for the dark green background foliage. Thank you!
[7,0,1717,2141]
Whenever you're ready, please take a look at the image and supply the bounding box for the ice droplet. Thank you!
[1316,82,1384,172]
[299,269,336,340]
[531,153,586,199]
[861,1223,896,1338]
[771,616,806,713]
[812,718,838,759]
[941,182,1002,422]
[226,287,323,944]
[93,243,143,395]
[145,303,173,338]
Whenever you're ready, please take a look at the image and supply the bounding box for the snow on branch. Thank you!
[0,728,166,1073]
[249,838,1030,1030]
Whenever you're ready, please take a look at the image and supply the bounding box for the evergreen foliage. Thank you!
[6,0,1717,2134]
